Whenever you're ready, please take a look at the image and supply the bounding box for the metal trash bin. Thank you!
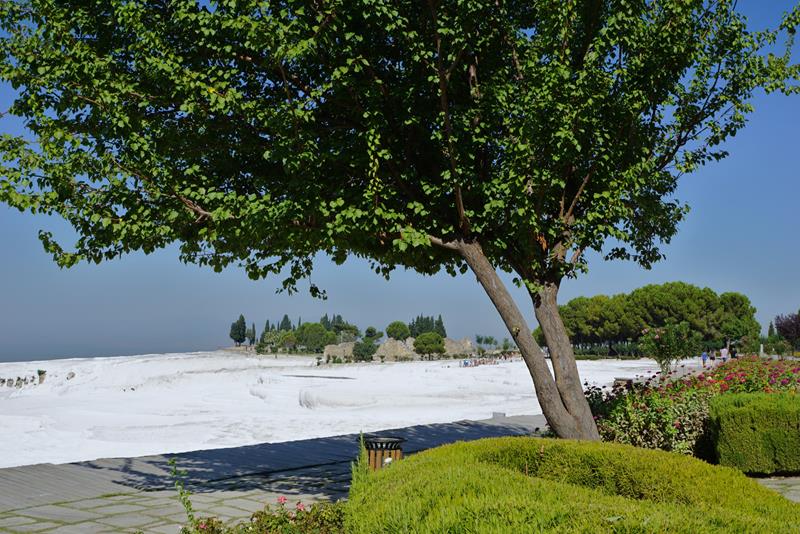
[362,436,405,470]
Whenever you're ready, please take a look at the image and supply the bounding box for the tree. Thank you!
[320,314,332,331]
[434,315,447,338]
[353,326,383,362]
[363,326,383,342]
[552,283,761,352]
[718,292,761,347]
[768,322,776,338]
[257,329,282,354]
[386,321,411,341]
[278,330,297,351]
[246,322,257,346]
[2,1,796,439]
[640,322,703,374]
[775,312,800,350]
[279,315,293,332]
[331,316,360,341]
[408,315,436,337]
[229,315,246,346]
[414,332,446,358]
[295,322,330,353]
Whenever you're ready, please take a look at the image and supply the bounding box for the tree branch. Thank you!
[428,234,462,251]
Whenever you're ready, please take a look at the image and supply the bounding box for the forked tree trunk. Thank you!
[532,282,600,439]
[456,240,599,440]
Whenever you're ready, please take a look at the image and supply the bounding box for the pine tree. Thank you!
[434,315,447,338]
[768,321,776,338]
[279,314,292,331]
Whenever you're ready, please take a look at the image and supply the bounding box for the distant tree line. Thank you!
[407,315,447,338]
[768,310,800,355]
[533,282,762,356]
[228,312,451,359]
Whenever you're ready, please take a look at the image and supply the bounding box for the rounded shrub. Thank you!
[346,437,800,533]
[709,392,800,474]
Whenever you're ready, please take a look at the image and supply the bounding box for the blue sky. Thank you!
[1,2,799,362]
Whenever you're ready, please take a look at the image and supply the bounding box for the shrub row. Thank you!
[709,392,800,474]
[588,357,800,456]
[346,437,800,533]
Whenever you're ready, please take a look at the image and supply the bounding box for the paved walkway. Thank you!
[0,414,544,533]
[757,477,800,503]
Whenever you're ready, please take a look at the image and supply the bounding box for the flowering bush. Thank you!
[180,496,344,534]
[587,378,713,455]
[587,356,800,456]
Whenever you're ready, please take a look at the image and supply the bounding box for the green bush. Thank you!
[709,392,800,474]
[346,437,800,533]
[413,332,445,356]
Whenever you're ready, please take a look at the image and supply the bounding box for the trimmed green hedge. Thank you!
[709,392,800,475]
[346,437,800,533]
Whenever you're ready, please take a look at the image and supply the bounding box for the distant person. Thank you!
[720,347,729,363]
[701,351,709,368]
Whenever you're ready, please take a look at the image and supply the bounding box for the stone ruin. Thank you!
[322,336,477,363]
[323,342,355,360]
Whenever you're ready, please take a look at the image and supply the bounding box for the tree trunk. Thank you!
[532,282,600,440]
[456,240,598,440]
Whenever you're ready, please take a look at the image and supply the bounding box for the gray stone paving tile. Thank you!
[64,498,123,511]
[218,498,265,514]
[144,523,182,534]
[184,493,224,505]
[103,494,140,502]
[204,505,253,521]
[15,505,101,524]
[135,497,182,510]
[5,522,60,533]
[783,491,800,503]
[95,513,158,529]
[93,503,147,515]
[46,522,115,534]
[137,503,185,519]
[0,516,37,528]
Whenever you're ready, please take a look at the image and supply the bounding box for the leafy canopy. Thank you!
[539,282,761,346]
[1,0,798,293]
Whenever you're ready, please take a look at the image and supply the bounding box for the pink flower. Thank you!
[277,496,287,505]
[198,522,207,530]
[296,502,306,512]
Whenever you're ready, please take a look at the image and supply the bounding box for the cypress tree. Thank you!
[435,315,447,338]
[247,322,257,346]
[229,321,239,346]
[768,321,776,338]
[279,314,292,331]
[320,313,332,331]
[230,314,247,345]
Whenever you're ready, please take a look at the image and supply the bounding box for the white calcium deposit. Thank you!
[0,351,692,467]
